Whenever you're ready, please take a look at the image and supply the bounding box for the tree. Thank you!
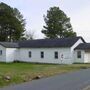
[0,2,25,41]
[42,6,76,38]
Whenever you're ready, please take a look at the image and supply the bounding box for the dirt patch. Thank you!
[83,85,90,90]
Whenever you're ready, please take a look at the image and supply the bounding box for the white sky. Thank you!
[1,0,90,42]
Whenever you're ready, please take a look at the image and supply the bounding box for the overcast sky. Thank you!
[1,0,90,42]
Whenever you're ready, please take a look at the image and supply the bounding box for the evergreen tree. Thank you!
[42,6,76,38]
[0,2,26,41]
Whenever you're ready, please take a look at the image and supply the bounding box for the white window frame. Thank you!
[77,51,81,58]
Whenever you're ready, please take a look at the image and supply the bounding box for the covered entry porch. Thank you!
[75,43,90,63]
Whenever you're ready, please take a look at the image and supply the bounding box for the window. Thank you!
[41,51,44,58]
[29,51,31,58]
[55,51,58,59]
[0,50,2,55]
[77,51,81,58]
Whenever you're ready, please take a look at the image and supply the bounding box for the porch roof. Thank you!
[75,43,90,50]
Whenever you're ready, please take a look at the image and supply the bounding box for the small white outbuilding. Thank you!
[0,36,89,64]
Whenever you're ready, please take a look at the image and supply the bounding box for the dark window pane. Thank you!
[55,52,58,59]
[41,51,44,58]
[77,51,81,58]
[29,51,31,58]
[0,50,2,55]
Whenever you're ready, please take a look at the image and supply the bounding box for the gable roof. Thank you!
[0,42,19,48]
[18,37,85,48]
[0,37,85,48]
[75,43,90,50]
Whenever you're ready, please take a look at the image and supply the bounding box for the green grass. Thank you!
[0,62,90,87]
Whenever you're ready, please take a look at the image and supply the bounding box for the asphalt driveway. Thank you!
[1,69,90,90]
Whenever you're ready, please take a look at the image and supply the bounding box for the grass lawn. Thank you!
[0,62,90,87]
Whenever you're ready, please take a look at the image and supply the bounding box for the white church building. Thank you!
[0,36,90,64]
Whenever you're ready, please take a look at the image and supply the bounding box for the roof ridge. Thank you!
[19,36,82,42]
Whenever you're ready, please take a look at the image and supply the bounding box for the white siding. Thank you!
[18,48,72,64]
[14,49,20,61]
[71,38,84,63]
[6,48,17,62]
[84,52,90,63]
[71,39,84,52]
[0,45,6,62]
[74,50,85,63]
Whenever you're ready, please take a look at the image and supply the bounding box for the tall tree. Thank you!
[0,2,25,41]
[42,6,76,38]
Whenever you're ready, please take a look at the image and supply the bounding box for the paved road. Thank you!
[1,69,90,90]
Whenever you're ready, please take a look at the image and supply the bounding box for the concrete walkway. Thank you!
[1,69,90,90]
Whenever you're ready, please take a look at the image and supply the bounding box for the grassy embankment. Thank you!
[0,62,90,87]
